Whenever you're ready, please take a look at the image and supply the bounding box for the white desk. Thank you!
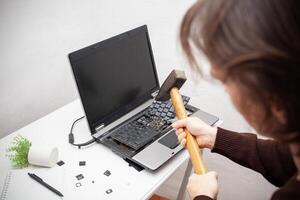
[0,95,279,200]
[0,99,219,200]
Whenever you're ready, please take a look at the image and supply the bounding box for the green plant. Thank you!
[7,135,32,168]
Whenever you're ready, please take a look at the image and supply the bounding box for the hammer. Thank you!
[156,70,206,174]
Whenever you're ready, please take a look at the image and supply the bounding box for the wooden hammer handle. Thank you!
[170,87,206,174]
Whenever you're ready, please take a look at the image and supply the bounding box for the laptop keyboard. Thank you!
[110,96,190,150]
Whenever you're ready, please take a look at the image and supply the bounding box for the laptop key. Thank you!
[163,108,169,113]
[167,112,173,118]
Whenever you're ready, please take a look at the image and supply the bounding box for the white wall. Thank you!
[0,0,192,137]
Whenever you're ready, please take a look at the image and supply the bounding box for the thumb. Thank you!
[172,118,189,129]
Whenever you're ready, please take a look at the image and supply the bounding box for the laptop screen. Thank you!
[69,25,159,133]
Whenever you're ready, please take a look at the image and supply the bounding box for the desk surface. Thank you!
[0,99,193,200]
[0,89,276,200]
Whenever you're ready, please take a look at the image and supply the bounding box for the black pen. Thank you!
[28,173,63,197]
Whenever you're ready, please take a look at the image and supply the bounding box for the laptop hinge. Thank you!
[95,123,105,132]
[151,90,159,98]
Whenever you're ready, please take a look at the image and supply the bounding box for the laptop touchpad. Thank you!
[158,131,179,149]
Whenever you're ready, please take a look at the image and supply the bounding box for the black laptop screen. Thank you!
[69,26,159,133]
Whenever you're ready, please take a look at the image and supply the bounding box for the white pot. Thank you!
[28,145,59,167]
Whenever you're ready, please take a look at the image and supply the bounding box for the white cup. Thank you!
[28,145,58,167]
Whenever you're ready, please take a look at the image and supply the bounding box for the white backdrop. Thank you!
[0,0,194,137]
[0,0,276,199]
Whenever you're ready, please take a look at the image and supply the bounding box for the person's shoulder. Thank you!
[272,175,300,200]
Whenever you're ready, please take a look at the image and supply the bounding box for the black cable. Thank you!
[68,116,96,149]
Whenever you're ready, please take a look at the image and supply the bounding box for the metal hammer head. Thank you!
[155,70,187,101]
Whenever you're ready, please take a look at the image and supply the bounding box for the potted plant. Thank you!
[7,135,58,168]
[7,135,32,168]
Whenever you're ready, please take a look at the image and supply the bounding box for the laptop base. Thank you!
[96,103,219,171]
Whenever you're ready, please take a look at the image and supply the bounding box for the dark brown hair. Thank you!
[180,0,300,140]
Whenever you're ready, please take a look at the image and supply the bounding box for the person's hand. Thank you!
[172,117,217,149]
[187,171,219,200]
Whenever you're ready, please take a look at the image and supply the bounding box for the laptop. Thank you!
[68,25,219,170]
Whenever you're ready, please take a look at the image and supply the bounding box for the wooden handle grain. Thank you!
[170,87,206,174]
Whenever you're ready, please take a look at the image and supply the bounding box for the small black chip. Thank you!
[57,160,65,166]
[76,182,82,187]
[79,161,86,166]
[76,174,84,180]
[103,170,111,176]
[105,189,113,194]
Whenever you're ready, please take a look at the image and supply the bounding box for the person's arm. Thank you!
[212,128,297,187]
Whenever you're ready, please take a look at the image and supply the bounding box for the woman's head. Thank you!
[180,0,300,141]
